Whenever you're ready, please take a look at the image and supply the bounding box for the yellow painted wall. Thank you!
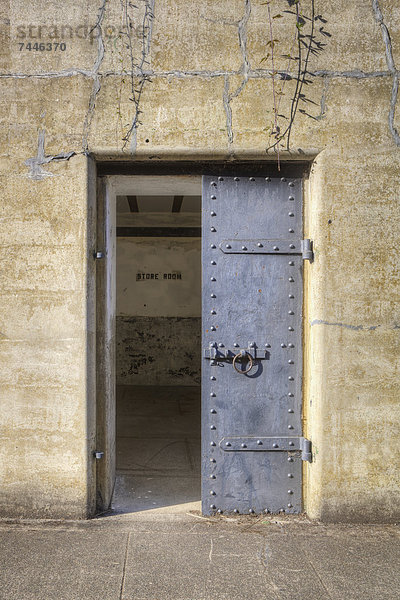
[0,0,399,520]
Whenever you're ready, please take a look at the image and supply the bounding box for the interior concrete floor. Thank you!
[112,385,201,514]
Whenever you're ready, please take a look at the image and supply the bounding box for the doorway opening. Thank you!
[111,176,202,514]
[96,164,311,517]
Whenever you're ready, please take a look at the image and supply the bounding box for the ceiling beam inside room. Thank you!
[127,195,139,212]
[171,196,184,213]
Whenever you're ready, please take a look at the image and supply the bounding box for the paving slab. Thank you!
[296,527,400,600]
[0,529,127,600]
[122,525,325,600]
[0,515,399,600]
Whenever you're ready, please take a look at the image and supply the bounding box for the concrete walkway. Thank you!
[0,511,399,600]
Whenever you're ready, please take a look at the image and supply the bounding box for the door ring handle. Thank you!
[233,351,254,375]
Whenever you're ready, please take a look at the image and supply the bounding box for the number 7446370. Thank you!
[18,42,66,51]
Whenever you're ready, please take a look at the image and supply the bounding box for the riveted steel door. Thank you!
[202,175,304,515]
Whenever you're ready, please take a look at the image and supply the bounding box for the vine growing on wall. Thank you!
[116,0,155,151]
[110,0,328,156]
[262,0,330,163]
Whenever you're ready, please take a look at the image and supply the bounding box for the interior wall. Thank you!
[116,235,201,386]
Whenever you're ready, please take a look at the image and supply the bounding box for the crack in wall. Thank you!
[25,129,76,180]
[199,13,238,27]
[372,0,400,147]
[1,68,393,81]
[237,0,251,88]
[223,75,233,145]
[122,0,155,153]
[222,0,251,146]
[81,0,107,152]
[310,319,400,331]
[372,0,396,72]
[310,69,391,79]
[9,1,400,160]
[316,77,329,121]
[0,69,93,79]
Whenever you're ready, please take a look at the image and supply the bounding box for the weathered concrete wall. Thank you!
[0,0,399,520]
[116,236,201,385]
[117,316,201,386]
[0,155,97,519]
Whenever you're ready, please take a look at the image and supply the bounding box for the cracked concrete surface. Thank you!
[222,75,233,144]
[82,0,107,152]
[315,77,329,121]
[4,0,397,156]
[222,0,251,146]
[25,130,76,180]
[310,320,400,331]
[0,516,399,600]
[372,0,400,147]
[0,68,395,80]
[1,0,400,524]
[122,0,155,153]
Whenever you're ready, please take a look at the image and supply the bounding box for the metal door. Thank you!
[202,175,310,515]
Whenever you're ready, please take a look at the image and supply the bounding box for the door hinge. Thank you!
[219,436,312,462]
[301,239,313,262]
[300,437,312,462]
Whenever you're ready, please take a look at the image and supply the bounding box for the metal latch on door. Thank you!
[204,342,266,375]
[203,341,267,360]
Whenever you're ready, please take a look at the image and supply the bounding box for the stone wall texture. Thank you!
[0,0,399,520]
